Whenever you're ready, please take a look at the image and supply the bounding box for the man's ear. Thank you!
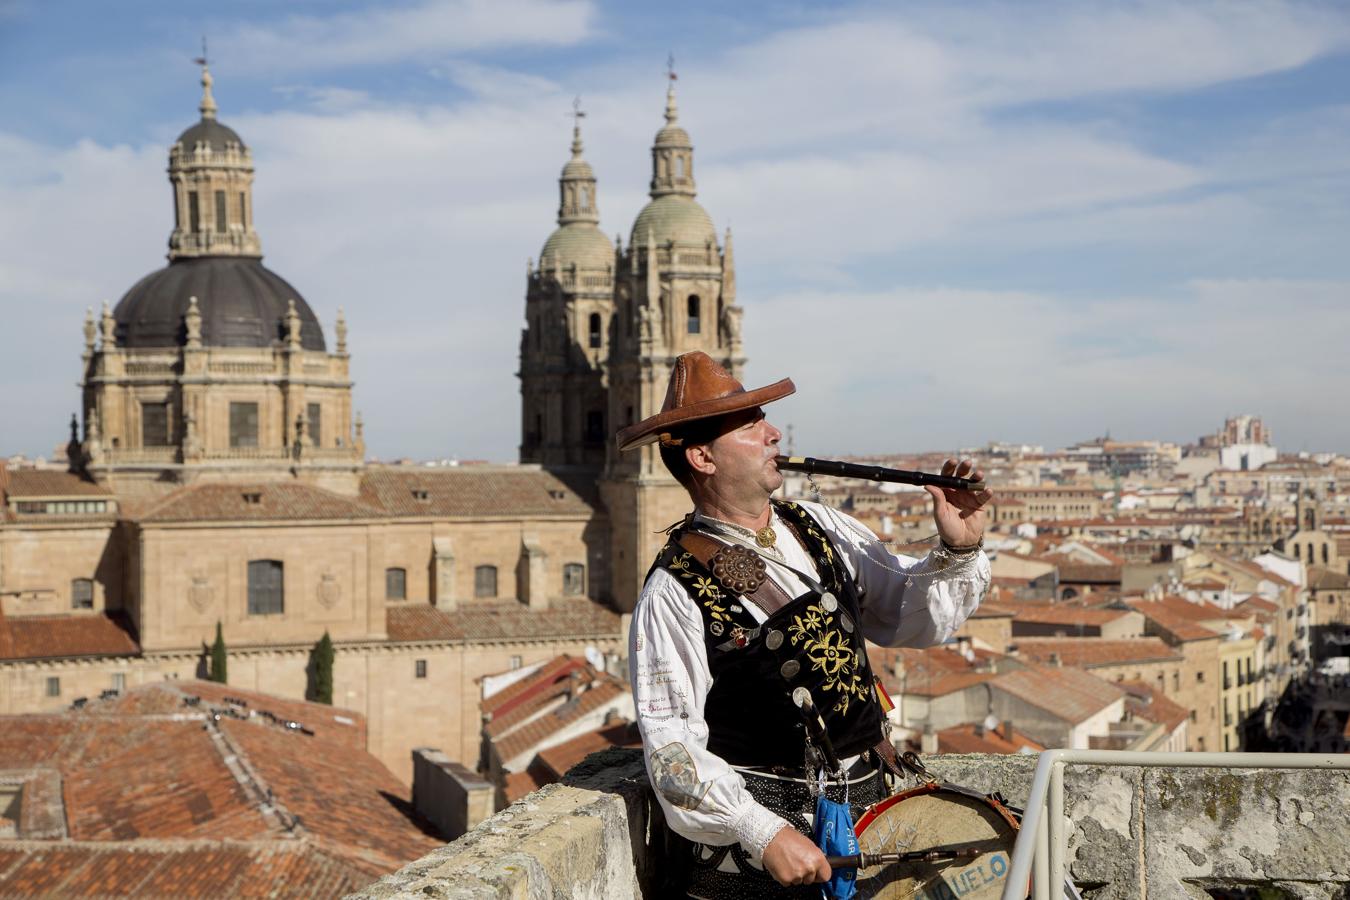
[686,442,716,476]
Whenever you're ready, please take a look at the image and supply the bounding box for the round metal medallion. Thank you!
[766,629,784,651]
[779,659,801,679]
[820,592,838,612]
[710,545,768,595]
[709,621,724,636]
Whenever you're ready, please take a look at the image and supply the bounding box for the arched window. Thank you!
[385,567,407,601]
[675,155,685,179]
[247,560,284,615]
[563,563,586,596]
[71,578,94,610]
[687,296,701,334]
[214,190,228,233]
[589,312,602,348]
[474,565,498,598]
[189,191,201,232]
[580,186,590,209]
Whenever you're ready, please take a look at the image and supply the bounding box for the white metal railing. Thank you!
[1003,749,1350,900]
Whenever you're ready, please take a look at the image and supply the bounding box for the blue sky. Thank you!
[2,0,1349,461]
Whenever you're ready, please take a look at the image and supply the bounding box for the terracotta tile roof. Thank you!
[0,843,368,898]
[1011,638,1183,668]
[221,719,441,874]
[0,681,440,885]
[2,470,112,498]
[1118,680,1189,733]
[359,466,599,518]
[1053,563,1122,584]
[532,720,642,780]
[937,723,1046,755]
[969,602,1016,619]
[504,770,549,803]
[1235,595,1279,615]
[0,611,140,662]
[482,656,592,720]
[1308,567,1350,590]
[98,681,368,749]
[387,600,622,643]
[990,666,1125,723]
[493,679,629,764]
[137,482,381,523]
[64,721,265,842]
[1126,601,1221,643]
[1010,605,1135,628]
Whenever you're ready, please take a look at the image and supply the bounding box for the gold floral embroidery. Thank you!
[668,550,731,623]
[784,602,869,715]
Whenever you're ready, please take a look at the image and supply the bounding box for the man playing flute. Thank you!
[619,351,993,898]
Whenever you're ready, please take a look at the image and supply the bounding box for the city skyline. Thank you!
[3,0,1350,460]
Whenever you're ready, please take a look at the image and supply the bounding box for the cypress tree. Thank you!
[313,630,334,705]
[209,621,228,684]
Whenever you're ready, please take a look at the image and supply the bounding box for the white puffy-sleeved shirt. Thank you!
[628,500,990,860]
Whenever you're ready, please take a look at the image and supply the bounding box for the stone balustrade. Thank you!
[350,748,1350,899]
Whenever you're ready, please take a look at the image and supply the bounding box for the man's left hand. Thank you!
[924,458,992,549]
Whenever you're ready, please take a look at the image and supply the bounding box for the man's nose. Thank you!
[764,421,782,444]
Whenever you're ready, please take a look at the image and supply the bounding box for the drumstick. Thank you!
[826,847,983,869]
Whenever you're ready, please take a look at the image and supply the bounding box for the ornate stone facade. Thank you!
[1,73,750,786]
[518,82,747,610]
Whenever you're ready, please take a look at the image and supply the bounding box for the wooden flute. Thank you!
[774,456,987,492]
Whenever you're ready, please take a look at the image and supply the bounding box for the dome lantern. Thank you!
[168,61,262,260]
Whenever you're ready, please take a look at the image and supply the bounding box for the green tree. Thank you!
[310,630,335,705]
[209,621,228,684]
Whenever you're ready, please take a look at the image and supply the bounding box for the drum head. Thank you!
[853,785,1019,900]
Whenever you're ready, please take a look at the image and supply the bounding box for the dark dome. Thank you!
[176,118,245,152]
[114,257,326,351]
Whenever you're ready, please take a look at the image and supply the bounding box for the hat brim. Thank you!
[615,378,796,452]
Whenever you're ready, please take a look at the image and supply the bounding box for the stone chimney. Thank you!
[920,726,939,755]
[411,748,493,841]
[1000,720,1014,742]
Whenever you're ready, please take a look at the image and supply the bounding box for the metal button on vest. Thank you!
[765,629,784,651]
[840,613,854,633]
[780,659,800,679]
[820,592,838,613]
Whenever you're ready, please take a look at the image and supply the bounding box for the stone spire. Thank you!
[557,99,599,226]
[198,59,218,121]
[649,75,695,199]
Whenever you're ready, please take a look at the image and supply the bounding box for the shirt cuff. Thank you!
[728,801,793,860]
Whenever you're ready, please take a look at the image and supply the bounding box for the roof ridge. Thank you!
[205,717,307,837]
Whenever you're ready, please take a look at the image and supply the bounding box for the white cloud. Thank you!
[218,0,596,72]
[746,277,1350,456]
[3,1,1350,460]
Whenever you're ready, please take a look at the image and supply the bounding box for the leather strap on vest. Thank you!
[675,531,797,617]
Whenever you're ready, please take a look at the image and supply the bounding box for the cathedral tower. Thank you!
[77,64,362,496]
[519,111,615,468]
[598,80,745,610]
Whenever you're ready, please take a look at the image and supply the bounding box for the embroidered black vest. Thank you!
[649,501,884,768]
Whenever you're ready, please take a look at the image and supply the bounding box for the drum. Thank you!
[852,782,1021,900]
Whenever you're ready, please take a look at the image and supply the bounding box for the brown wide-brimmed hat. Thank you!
[615,351,794,452]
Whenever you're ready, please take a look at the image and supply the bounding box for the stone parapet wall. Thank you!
[351,749,1350,899]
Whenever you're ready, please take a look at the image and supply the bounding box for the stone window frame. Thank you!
[71,578,94,611]
[563,563,585,596]
[385,567,407,601]
[247,559,285,616]
[45,677,60,698]
[474,565,498,599]
[415,659,428,679]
